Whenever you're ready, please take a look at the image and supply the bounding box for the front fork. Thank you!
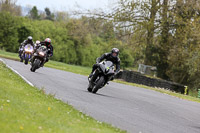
[24,53,32,59]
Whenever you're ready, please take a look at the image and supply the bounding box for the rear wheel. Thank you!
[92,76,105,93]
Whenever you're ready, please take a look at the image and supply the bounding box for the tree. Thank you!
[166,0,200,85]
[17,26,31,43]
[55,11,69,22]
[0,12,19,52]
[77,0,161,59]
[29,6,40,20]
[45,7,54,21]
[0,0,21,16]
[155,0,170,79]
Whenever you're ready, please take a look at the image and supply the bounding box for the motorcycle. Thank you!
[30,46,47,72]
[87,61,115,93]
[23,44,34,65]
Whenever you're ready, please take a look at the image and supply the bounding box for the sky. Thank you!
[16,0,117,12]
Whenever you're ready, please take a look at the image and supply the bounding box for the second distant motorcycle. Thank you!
[30,45,48,72]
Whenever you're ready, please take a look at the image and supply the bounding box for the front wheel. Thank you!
[87,85,92,92]
[24,54,29,65]
[31,59,40,72]
[92,76,105,93]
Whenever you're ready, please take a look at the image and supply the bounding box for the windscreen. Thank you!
[25,44,33,50]
[105,61,114,68]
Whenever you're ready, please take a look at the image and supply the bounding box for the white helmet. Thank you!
[36,40,40,44]
[28,36,33,41]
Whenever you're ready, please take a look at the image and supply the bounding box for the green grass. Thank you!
[0,62,126,133]
[45,61,91,76]
[0,50,19,60]
[0,50,200,103]
[0,50,91,76]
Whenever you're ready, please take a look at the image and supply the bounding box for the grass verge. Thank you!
[0,50,91,76]
[45,60,91,76]
[0,50,199,103]
[0,62,125,133]
[0,50,19,61]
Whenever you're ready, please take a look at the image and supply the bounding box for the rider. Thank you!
[19,36,34,61]
[89,48,120,80]
[31,38,53,67]
[34,40,40,49]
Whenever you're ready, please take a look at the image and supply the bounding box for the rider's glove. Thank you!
[48,54,52,57]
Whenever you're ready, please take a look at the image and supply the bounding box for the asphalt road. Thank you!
[2,58,200,133]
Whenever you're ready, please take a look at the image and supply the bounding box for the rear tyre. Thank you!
[92,76,104,93]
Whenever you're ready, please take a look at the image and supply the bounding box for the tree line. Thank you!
[1,0,200,93]
[0,0,133,67]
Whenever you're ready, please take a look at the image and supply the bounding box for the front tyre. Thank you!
[92,76,105,93]
[24,54,29,65]
[87,85,92,92]
[31,59,40,72]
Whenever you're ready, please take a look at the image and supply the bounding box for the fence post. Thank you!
[184,86,188,95]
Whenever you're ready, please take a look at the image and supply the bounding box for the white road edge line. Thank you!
[0,58,34,87]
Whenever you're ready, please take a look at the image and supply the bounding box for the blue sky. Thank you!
[16,0,117,12]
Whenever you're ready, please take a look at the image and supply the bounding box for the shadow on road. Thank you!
[192,126,200,130]
[82,90,118,99]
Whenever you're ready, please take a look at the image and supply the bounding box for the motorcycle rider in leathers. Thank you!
[89,48,120,81]
[19,36,34,62]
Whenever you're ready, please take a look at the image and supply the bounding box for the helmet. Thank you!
[111,48,119,58]
[36,40,40,44]
[45,38,51,45]
[27,36,33,41]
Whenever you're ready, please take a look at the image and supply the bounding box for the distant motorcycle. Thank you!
[23,44,34,65]
[87,61,115,93]
[30,46,47,72]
